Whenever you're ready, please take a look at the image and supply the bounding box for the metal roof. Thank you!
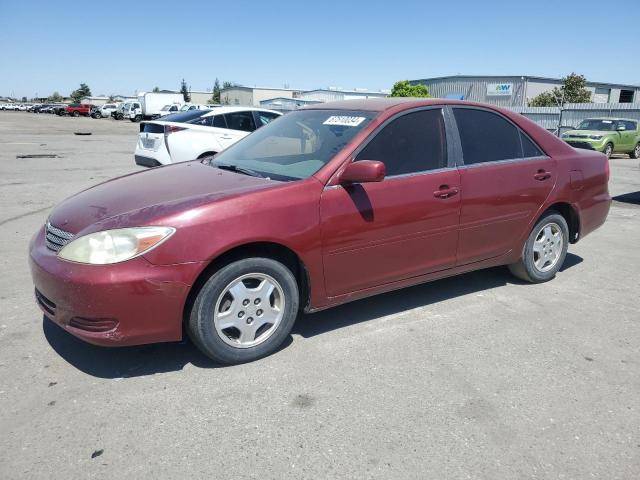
[413,75,639,89]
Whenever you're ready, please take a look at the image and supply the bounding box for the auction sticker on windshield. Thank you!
[323,116,366,127]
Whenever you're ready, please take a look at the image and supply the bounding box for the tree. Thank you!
[70,83,92,103]
[208,78,221,104]
[180,79,190,102]
[152,86,160,93]
[529,73,592,107]
[222,81,239,89]
[47,91,63,102]
[389,80,430,98]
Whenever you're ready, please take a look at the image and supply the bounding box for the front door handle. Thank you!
[433,185,459,199]
[534,170,551,181]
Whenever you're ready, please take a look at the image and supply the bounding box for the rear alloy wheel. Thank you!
[508,212,569,283]
[72,111,80,117]
[188,258,299,364]
[603,142,613,158]
[631,143,640,159]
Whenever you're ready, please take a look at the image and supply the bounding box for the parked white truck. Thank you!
[129,92,184,122]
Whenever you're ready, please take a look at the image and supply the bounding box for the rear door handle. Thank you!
[534,170,551,181]
[433,185,459,199]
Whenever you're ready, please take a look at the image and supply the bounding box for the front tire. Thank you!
[603,142,613,158]
[508,212,569,283]
[188,258,299,364]
[631,143,640,159]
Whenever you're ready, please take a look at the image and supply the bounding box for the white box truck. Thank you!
[130,92,184,121]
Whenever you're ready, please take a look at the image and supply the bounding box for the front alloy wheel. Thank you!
[213,273,285,348]
[188,257,299,364]
[604,143,613,158]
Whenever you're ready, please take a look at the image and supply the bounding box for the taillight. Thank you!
[163,125,187,155]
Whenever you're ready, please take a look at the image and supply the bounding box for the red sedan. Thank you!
[29,98,611,364]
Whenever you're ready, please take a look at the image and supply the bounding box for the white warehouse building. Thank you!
[410,75,640,107]
[298,88,389,102]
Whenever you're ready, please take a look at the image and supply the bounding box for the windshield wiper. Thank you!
[214,162,264,178]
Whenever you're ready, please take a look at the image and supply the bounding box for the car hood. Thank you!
[48,161,279,234]
[564,129,612,137]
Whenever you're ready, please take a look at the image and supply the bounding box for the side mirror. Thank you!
[339,160,385,184]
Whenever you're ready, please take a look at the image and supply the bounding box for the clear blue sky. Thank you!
[2,0,638,99]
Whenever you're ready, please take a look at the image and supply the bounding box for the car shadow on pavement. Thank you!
[293,255,583,338]
[612,191,640,205]
[43,255,582,377]
[42,317,221,378]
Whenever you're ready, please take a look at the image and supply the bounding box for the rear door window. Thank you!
[224,111,256,132]
[453,108,522,164]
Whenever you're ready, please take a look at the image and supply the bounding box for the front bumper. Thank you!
[564,138,607,152]
[29,226,203,347]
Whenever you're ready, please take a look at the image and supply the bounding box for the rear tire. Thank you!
[188,258,299,364]
[631,143,640,159]
[508,212,569,283]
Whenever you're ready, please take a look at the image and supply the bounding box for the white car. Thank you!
[180,103,212,111]
[134,106,281,167]
[156,103,182,118]
[92,103,118,118]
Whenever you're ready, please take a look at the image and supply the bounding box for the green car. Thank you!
[562,118,640,159]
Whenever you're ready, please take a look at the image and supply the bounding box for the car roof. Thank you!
[581,117,637,122]
[201,106,281,117]
[300,97,519,112]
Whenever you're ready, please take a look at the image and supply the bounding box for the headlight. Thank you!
[58,226,175,264]
[589,135,603,140]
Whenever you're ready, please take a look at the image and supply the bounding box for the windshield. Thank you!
[160,105,174,111]
[577,119,616,131]
[210,109,377,181]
